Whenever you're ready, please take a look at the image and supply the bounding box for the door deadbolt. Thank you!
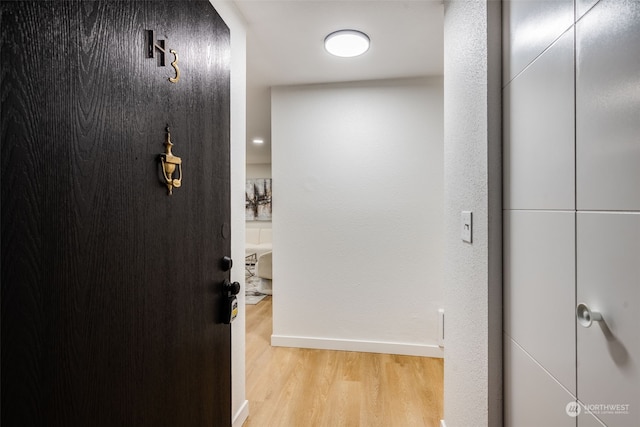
[221,256,233,272]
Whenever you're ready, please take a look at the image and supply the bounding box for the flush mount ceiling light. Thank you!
[324,30,370,58]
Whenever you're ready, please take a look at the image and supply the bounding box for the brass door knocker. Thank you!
[159,126,182,195]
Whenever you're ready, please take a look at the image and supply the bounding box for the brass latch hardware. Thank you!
[159,126,182,195]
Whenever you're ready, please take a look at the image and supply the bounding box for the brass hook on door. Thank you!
[159,126,182,195]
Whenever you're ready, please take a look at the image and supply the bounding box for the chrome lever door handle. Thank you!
[577,303,603,328]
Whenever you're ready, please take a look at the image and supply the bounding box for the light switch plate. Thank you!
[461,211,472,243]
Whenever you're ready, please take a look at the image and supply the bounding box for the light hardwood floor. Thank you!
[244,297,444,427]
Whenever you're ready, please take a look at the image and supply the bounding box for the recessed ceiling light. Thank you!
[252,138,264,144]
[324,30,370,58]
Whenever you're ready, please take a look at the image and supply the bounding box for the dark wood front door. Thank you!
[1,2,232,426]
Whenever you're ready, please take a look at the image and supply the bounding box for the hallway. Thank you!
[244,298,444,426]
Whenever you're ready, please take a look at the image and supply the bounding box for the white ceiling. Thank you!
[233,0,445,164]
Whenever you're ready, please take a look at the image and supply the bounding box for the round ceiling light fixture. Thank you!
[324,30,370,58]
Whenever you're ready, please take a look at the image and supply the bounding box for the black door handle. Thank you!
[221,256,233,271]
[223,279,240,296]
[222,279,240,324]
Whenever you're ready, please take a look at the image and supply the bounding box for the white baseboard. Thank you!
[271,334,444,358]
[232,399,249,427]
[440,420,447,427]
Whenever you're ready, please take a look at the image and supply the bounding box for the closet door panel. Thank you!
[504,336,576,427]
[576,0,640,211]
[577,412,606,427]
[503,0,574,84]
[577,212,640,426]
[504,210,576,393]
[504,29,575,210]
[576,0,599,19]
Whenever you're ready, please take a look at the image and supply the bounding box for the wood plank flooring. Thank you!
[244,297,444,427]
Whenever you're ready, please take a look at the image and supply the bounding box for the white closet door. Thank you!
[502,0,573,83]
[576,0,640,211]
[503,30,575,211]
[504,336,576,427]
[504,210,576,392]
[577,212,640,426]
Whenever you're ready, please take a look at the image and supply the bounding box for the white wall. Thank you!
[246,163,271,179]
[209,1,248,426]
[443,1,502,426]
[271,77,444,357]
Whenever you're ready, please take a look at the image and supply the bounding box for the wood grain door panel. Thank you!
[1,2,231,426]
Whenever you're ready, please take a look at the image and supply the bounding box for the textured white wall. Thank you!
[443,1,502,426]
[271,77,444,356]
[209,1,248,426]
